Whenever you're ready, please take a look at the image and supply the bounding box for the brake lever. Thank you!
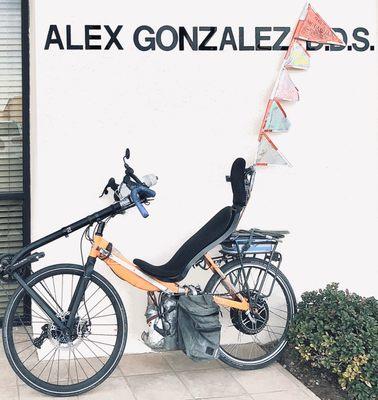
[100,178,119,198]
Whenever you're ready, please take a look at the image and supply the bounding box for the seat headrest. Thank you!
[230,158,247,207]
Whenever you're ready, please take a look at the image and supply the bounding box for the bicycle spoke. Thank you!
[73,349,80,383]
[89,333,117,337]
[269,310,287,321]
[33,285,60,315]
[81,340,105,366]
[77,285,100,313]
[16,342,35,356]
[72,349,88,379]
[90,303,113,319]
[85,294,108,315]
[14,339,30,344]
[84,338,112,356]
[29,346,56,372]
[52,276,57,304]
[90,313,116,320]
[74,347,97,374]
[39,280,63,313]
[47,349,58,383]
[84,338,116,348]
[57,348,60,385]
[37,348,57,379]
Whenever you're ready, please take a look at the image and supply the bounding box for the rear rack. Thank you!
[220,229,289,256]
[218,228,289,299]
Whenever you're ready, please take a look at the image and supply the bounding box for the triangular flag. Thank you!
[296,4,345,46]
[255,134,291,166]
[275,69,299,102]
[263,100,290,132]
[286,41,310,70]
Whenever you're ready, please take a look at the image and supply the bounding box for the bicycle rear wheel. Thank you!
[205,258,296,370]
[2,264,127,396]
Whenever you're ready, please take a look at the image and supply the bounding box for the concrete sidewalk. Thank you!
[1,350,320,400]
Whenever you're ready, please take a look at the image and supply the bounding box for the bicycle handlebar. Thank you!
[130,185,156,218]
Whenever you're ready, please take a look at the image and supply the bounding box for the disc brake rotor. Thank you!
[47,312,90,350]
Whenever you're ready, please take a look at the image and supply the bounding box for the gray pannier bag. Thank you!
[177,294,221,361]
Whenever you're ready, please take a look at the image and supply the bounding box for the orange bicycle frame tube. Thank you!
[90,235,249,311]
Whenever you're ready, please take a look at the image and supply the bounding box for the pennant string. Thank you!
[255,2,341,167]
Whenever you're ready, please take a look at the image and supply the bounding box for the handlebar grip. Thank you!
[130,186,156,218]
[135,200,149,218]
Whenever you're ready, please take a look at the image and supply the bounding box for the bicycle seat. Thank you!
[133,158,248,282]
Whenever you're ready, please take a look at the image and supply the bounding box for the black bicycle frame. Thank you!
[8,202,123,331]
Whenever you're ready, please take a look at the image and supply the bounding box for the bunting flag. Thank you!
[285,41,310,70]
[256,135,291,167]
[296,4,345,46]
[263,100,291,133]
[254,3,342,168]
[275,69,299,102]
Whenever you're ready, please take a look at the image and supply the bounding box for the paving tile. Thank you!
[198,396,252,400]
[79,376,134,400]
[0,358,18,388]
[118,352,172,376]
[251,389,313,400]
[109,366,123,378]
[228,363,299,394]
[178,368,246,399]
[0,386,19,400]
[276,364,306,388]
[127,372,192,400]
[18,382,78,400]
[162,350,223,372]
[277,365,320,398]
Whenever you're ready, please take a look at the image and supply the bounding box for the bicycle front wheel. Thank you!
[205,258,296,370]
[2,264,127,397]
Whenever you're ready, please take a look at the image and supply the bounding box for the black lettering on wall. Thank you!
[85,25,101,50]
[255,27,272,51]
[134,25,155,51]
[66,25,83,50]
[198,27,217,51]
[306,42,323,51]
[179,27,198,51]
[220,27,237,50]
[239,27,254,51]
[353,27,370,51]
[156,25,178,51]
[44,25,64,50]
[273,27,289,51]
[329,28,347,51]
[104,25,123,50]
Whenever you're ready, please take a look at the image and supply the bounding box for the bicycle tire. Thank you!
[2,264,127,397]
[205,257,296,370]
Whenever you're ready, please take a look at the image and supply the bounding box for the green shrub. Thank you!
[289,283,378,400]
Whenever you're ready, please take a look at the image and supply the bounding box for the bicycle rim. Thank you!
[2,265,127,396]
[207,259,295,367]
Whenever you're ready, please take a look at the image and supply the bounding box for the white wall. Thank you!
[30,0,378,353]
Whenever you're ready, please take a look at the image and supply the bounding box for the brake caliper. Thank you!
[33,323,49,349]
